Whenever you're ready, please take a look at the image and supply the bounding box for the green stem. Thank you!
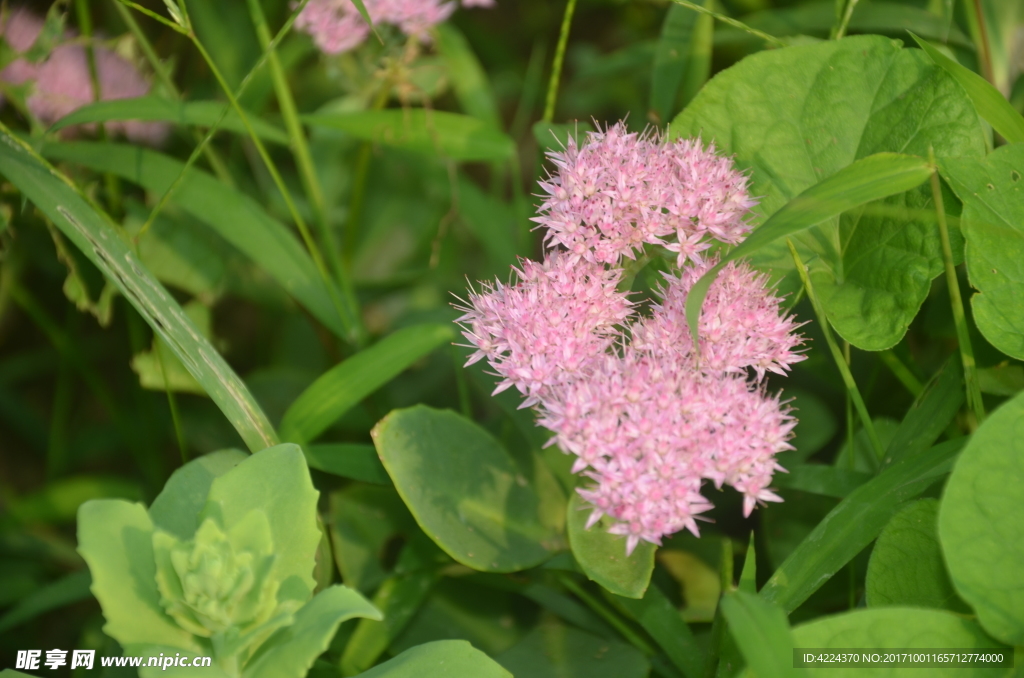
[832,0,860,40]
[669,0,785,48]
[558,575,657,655]
[114,0,189,34]
[878,349,924,397]
[155,340,188,464]
[928,148,985,426]
[787,239,883,458]
[112,0,235,187]
[542,0,578,123]
[970,0,995,85]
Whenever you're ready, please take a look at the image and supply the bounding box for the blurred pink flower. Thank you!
[457,120,805,554]
[0,7,169,145]
[296,0,492,55]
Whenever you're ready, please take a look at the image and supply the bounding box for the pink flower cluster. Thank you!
[536,123,756,267]
[0,7,169,145]
[296,0,494,55]
[457,123,805,554]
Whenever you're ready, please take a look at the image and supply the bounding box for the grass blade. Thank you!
[0,128,278,451]
[41,141,349,339]
[49,96,288,144]
[760,437,965,613]
[280,324,454,444]
[304,443,390,485]
[0,571,92,634]
[910,32,1024,144]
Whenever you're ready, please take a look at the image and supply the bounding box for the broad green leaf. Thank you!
[201,445,321,603]
[911,34,1024,144]
[761,438,965,613]
[940,144,1024,360]
[357,640,512,678]
[0,132,278,452]
[40,141,349,339]
[372,406,565,573]
[673,35,986,350]
[50,97,289,144]
[76,500,200,651]
[303,110,515,161]
[881,357,964,468]
[772,465,872,498]
[149,449,248,540]
[6,476,142,524]
[496,622,650,678]
[280,324,454,444]
[866,499,968,612]
[328,486,417,594]
[0,570,92,634]
[243,586,381,678]
[721,590,795,678]
[435,25,500,128]
[304,443,389,485]
[792,608,1008,675]
[614,583,703,678]
[684,153,933,343]
[650,4,708,124]
[341,571,436,675]
[566,493,654,599]
[939,390,1024,646]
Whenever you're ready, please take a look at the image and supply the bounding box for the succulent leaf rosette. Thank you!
[76,445,380,678]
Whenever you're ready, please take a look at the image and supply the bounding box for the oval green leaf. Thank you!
[673,35,986,350]
[280,324,454,444]
[566,493,654,599]
[939,390,1024,646]
[940,144,1024,360]
[303,110,515,162]
[372,406,565,573]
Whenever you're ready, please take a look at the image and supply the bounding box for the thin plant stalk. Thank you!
[831,0,861,40]
[970,0,995,85]
[542,0,578,123]
[878,349,924,397]
[928,148,985,426]
[557,575,657,656]
[787,239,883,458]
[670,0,785,48]
[111,0,234,187]
[155,340,188,464]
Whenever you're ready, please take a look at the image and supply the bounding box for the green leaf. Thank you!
[566,493,654,599]
[372,406,565,573]
[149,449,248,540]
[673,35,986,350]
[940,144,1024,360]
[496,622,650,678]
[659,550,720,622]
[201,444,321,603]
[772,465,872,498]
[650,4,707,124]
[939,390,1024,646]
[304,443,389,485]
[977,363,1024,396]
[50,97,289,144]
[40,141,349,340]
[684,153,933,345]
[720,590,795,678]
[435,25,500,128]
[131,300,212,395]
[881,356,964,468]
[761,438,965,614]
[280,324,454,444]
[303,110,515,162]
[614,583,703,678]
[911,33,1024,144]
[0,570,92,634]
[866,499,968,612]
[340,571,436,675]
[792,608,1008,674]
[328,486,417,594]
[243,586,381,678]
[0,131,278,452]
[76,499,201,651]
[738,532,757,594]
[357,639,512,678]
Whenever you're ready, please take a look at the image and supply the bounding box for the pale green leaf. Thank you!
[372,406,565,573]
[357,639,511,678]
[149,449,248,540]
[566,493,654,599]
[721,590,795,678]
